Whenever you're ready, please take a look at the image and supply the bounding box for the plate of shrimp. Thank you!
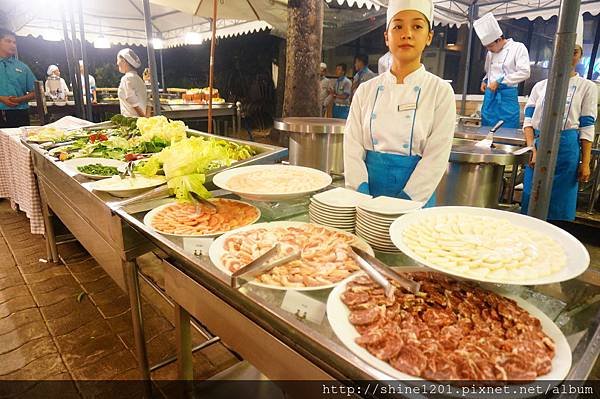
[144,198,261,237]
[209,221,374,290]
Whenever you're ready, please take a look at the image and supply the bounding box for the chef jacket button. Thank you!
[371,113,376,119]
[403,144,409,148]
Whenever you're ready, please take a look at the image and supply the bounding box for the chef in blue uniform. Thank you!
[474,13,531,129]
[521,15,597,221]
[344,0,456,205]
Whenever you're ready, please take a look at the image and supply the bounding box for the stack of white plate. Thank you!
[309,187,372,232]
[355,196,424,253]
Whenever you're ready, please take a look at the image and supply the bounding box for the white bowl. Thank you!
[91,175,166,198]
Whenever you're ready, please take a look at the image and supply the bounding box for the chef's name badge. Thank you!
[397,102,417,112]
[183,237,214,256]
[281,290,326,324]
[15,68,23,73]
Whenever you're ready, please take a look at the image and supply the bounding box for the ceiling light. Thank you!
[152,38,163,49]
[94,36,110,49]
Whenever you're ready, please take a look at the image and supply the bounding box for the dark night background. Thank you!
[16,31,280,129]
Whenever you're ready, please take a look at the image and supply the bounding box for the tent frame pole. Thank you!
[60,2,80,119]
[143,0,162,116]
[208,0,218,134]
[160,47,166,91]
[460,1,478,115]
[527,0,582,220]
[587,14,600,80]
[68,0,85,119]
[77,0,93,121]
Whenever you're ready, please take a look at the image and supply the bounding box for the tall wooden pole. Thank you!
[283,0,323,118]
[208,0,218,134]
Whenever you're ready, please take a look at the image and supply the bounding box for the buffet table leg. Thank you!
[175,304,194,381]
[124,260,152,396]
[508,164,519,204]
[39,189,59,263]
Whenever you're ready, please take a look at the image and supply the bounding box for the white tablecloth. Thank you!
[0,116,94,235]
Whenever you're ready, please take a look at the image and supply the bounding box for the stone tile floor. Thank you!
[0,201,238,398]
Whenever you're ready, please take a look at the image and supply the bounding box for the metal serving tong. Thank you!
[190,191,218,213]
[119,161,136,179]
[475,120,504,148]
[231,244,302,289]
[349,246,420,298]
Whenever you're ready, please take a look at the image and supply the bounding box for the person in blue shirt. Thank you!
[0,29,36,128]
[328,63,352,119]
[351,54,376,99]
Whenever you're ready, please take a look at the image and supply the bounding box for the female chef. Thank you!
[116,48,147,117]
[344,0,455,206]
[521,16,597,221]
[474,13,531,129]
[45,65,69,99]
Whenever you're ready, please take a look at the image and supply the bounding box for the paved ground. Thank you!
[0,200,238,398]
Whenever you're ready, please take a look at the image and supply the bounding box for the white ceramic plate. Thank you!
[309,218,355,229]
[312,187,372,208]
[309,207,356,223]
[63,157,126,180]
[327,273,572,382]
[91,175,166,198]
[358,196,424,215]
[389,206,590,285]
[356,209,399,222]
[209,221,373,291]
[144,199,261,238]
[212,165,332,201]
[356,216,394,229]
[310,200,357,213]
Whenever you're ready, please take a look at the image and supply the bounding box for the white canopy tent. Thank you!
[0,0,272,47]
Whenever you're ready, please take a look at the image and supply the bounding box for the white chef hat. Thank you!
[576,15,584,49]
[386,0,434,29]
[47,64,59,76]
[474,13,503,46]
[117,48,142,69]
[320,62,327,70]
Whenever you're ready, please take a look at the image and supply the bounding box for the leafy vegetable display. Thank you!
[137,137,256,201]
[54,115,187,161]
[76,164,119,176]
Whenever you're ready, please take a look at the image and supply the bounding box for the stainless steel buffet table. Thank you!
[454,125,526,146]
[115,193,600,390]
[22,130,286,393]
[161,103,239,135]
[21,130,600,395]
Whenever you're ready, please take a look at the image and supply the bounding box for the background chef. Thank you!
[45,65,69,99]
[521,15,597,221]
[474,12,530,129]
[344,0,455,206]
[116,48,147,117]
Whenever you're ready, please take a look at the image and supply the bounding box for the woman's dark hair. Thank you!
[336,63,347,73]
[354,54,369,66]
[0,28,16,40]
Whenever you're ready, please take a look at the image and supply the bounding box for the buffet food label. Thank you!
[281,290,326,324]
[183,237,214,256]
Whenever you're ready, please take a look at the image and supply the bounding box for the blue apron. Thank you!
[521,129,580,221]
[482,84,521,129]
[332,104,350,119]
[356,85,436,207]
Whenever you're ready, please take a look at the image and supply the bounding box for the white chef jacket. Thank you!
[524,75,598,142]
[483,39,531,87]
[320,76,332,108]
[45,77,69,97]
[333,77,352,106]
[80,74,96,95]
[378,52,392,75]
[344,65,456,202]
[118,71,147,117]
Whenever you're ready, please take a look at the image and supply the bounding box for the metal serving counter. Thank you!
[160,103,239,135]
[115,191,600,390]
[22,129,286,392]
[454,125,526,146]
[21,126,600,395]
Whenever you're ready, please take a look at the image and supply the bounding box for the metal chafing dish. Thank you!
[436,138,529,208]
[274,117,346,176]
